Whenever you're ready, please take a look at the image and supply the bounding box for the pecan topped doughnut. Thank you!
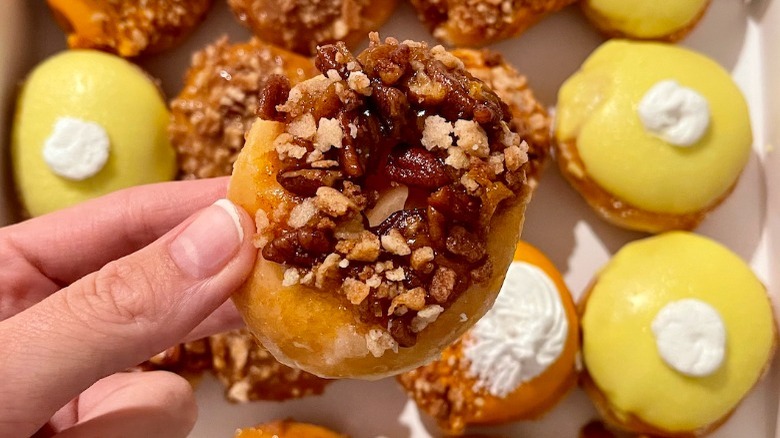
[170,36,317,179]
[410,0,576,47]
[453,48,551,188]
[47,0,213,57]
[228,34,533,378]
[209,329,332,402]
[227,0,398,55]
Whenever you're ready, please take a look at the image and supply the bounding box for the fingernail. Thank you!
[169,199,244,278]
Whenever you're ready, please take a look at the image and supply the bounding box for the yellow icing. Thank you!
[12,50,175,217]
[581,232,774,432]
[584,0,709,38]
[555,40,752,215]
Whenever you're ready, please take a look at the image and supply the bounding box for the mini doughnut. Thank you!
[410,0,576,47]
[580,232,776,436]
[209,329,332,402]
[140,330,332,402]
[398,241,579,434]
[137,339,212,378]
[12,50,176,217]
[227,35,534,378]
[582,0,711,42]
[454,49,551,188]
[235,420,345,438]
[227,0,398,55]
[46,0,213,57]
[170,37,317,179]
[554,40,752,233]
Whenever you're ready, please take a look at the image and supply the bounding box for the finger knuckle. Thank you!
[69,260,162,330]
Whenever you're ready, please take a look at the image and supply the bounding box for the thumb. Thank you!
[0,199,256,436]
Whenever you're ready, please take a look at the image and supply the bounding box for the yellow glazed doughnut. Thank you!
[582,0,711,42]
[12,50,176,217]
[554,40,752,233]
[580,232,776,436]
[398,241,579,434]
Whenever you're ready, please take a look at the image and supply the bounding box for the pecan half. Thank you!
[385,146,451,189]
[277,169,344,197]
[262,229,334,266]
[371,84,410,137]
[314,43,354,80]
[256,74,291,122]
[339,136,365,178]
[374,208,427,237]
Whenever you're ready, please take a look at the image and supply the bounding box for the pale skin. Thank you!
[0,177,257,437]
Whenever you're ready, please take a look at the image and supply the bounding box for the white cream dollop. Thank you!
[637,80,710,147]
[42,117,110,181]
[463,261,568,398]
[651,299,726,377]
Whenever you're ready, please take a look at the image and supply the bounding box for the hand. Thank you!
[0,178,257,437]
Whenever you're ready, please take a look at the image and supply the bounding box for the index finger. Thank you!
[3,177,230,286]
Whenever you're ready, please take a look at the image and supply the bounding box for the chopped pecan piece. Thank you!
[389,287,427,314]
[314,187,357,216]
[445,226,486,263]
[470,257,493,284]
[426,206,447,248]
[430,266,457,304]
[342,278,371,305]
[389,316,418,348]
[381,229,412,256]
[428,186,481,225]
[277,169,344,197]
[335,230,381,262]
[373,44,411,85]
[210,329,330,402]
[411,246,435,271]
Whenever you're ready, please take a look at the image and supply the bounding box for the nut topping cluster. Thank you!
[253,34,529,353]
